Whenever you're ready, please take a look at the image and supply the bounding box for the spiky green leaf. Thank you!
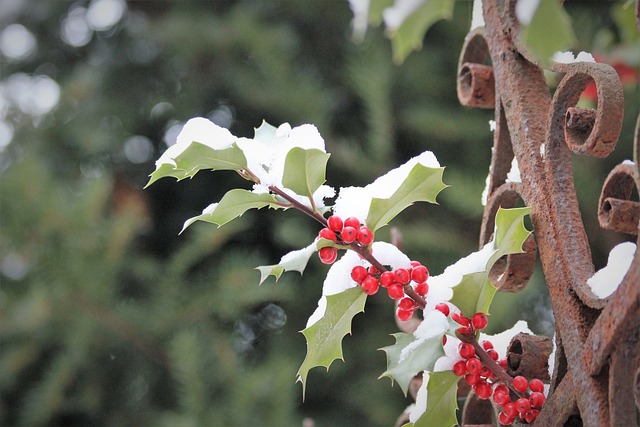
[181,189,280,232]
[450,207,531,317]
[256,242,317,284]
[282,148,330,199]
[366,163,446,232]
[146,142,247,187]
[379,333,445,396]
[297,287,367,397]
[406,371,459,427]
[387,0,455,64]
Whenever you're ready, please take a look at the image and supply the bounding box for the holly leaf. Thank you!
[297,287,367,397]
[379,333,445,396]
[366,163,446,232]
[256,242,317,284]
[146,142,247,187]
[181,189,281,232]
[449,207,531,317]
[406,371,459,427]
[282,148,330,199]
[521,0,576,65]
[387,0,455,64]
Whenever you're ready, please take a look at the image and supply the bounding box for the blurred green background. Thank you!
[0,1,637,426]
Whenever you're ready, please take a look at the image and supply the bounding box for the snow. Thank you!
[515,0,541,25]
[383,0,425,30]
[332,151,440,223]
[409,371,429,423]
[489,119,496,132]
[506,157,521,183]
[470,0,484,30]
[622,159,635,166]
[348,0,370,41]
[428,242,495,291]
[306,242,411,327]
[400,311,449,362]
[551,51,596,64]
[479,320,533,358]
[587,241,636,298]
[540,143,545,158]
[433,334,463,372]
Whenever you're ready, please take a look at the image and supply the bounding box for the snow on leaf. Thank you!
[296,287,367,398]
[256,241,318,285]
[366,162,446,232]
[587,241,636,299]
[282,147,330,201]
[181,189,280,232]
[449,207,531,317]
[146,142,247,187]
[406,371,458,427]
[385,0,455,64]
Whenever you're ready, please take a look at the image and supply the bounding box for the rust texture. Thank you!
[452,1,639,426]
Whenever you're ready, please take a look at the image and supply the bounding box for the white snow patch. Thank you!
[332,151,440,223]
[489,119,496,132]
[470,0,484,29]
[479,320,533,358]
[551,51,596,64]
[515,0,541,25]
[622,159,635,166]
[409,371,429,423]
[506,157,521,183]
[348,0,370,41]
[433,334,463,372]
[400,311,449,362]
[587,241,636,298]
[383,0,425,30]
[540,143,545,158]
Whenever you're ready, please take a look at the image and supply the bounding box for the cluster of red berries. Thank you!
[449,313,545,425]
[317,215,374,264]
[350,260,429,319]
[494,376,546,425]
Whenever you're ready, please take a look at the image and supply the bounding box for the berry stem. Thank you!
[267,185,328,227]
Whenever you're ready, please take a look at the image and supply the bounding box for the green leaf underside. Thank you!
[256,243,317,284]
[297,287,367,398]
[405,371,459,427]
[450,207,531,317]
[182,189,280,232]
[282,148,330,200]
[522,0,577,65]
[146,142,247,187]
[366,163,446,232]
[380,333,444,396]
[388,0,455,64]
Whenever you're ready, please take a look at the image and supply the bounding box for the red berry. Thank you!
[515,397,530,414]
[466,358,482,375]
[493,389,511,406]
[529,391,545,409]
[398,297,414,310]
[458,342,475,359]
[486,349,499,361]
[464,373,480,385]
[472,312,488,329]
[442,335,447,345]
[387,284,404,300]
[498,358,508,369]
[410,265,429,283]
[350,265,368,283]
[498,410,515,426]
[379,271,395,287]
[344,216,360,229]
[529,378,544,393]
[481,340,494,350]
[479,366,492,379]
[473,380,492,399]
[414,281,429,296]
[368,265,379,275]
[451,313,470,326]
[340,226,357,243]
[361,276,379,295]
[396,308,414,321]
[318,228,337,241]
[394,268,411,285]
[435,303,450,316]
[502,401,518,418]
[524,409,540,423]
[512,376,528,393]
[457,326,473,336]
[327,215,343,232]
[318,247,338,264]
[356,226,374,246]
[410,260,421,268]
[452,360,467,376]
